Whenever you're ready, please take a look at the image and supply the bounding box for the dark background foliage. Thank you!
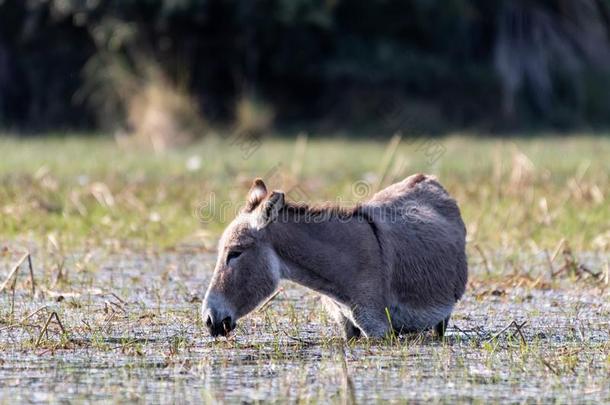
[1,0,610,133]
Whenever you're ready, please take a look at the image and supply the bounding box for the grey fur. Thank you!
[202,174,468,338]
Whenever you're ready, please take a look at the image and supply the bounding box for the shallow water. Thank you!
[0,249,608,403]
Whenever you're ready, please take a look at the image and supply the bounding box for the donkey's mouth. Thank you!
[207,316,236,337]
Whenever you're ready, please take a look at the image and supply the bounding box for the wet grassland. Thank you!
[0,135,609,403]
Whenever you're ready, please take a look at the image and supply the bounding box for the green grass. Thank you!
[1,134,609,253]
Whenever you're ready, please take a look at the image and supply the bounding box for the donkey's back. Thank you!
[368,173,462,221]
[363,174,468,332]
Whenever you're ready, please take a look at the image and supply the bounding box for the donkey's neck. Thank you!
[267,209,382,304]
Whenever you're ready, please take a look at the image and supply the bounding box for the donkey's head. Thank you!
[202,178,285,337]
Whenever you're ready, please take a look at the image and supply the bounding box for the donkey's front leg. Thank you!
[351,304,392,339]
[321,296,361,340]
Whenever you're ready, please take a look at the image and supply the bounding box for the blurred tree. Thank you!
[0,0,609,132]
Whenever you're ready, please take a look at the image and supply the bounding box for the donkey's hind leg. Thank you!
[434,316,451,339]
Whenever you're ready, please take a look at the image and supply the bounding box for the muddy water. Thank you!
[0,250,608,403]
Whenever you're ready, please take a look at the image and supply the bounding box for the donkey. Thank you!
[202,173,467,339]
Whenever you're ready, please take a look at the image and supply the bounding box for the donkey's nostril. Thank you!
[205,312,235,337]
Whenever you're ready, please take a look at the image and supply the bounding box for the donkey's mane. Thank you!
[280,201,363,221]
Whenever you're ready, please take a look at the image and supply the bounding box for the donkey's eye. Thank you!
[226,250,242,265]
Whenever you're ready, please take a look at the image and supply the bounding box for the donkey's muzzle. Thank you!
[206,314,235,337]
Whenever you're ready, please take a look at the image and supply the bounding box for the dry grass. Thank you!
[234,94,275,138]
[81,53,205,152]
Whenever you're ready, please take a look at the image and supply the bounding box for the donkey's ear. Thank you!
[257,191,284,228]
[246,178,268,212]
